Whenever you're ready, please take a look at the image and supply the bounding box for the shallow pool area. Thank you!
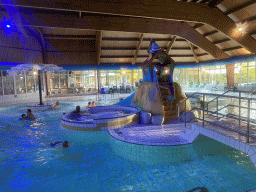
[1,101,256,192]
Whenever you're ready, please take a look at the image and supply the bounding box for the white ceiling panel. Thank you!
[197,55,216,61]
[225,48,252,56]
[196,24,216,34]
[228,4,256,22]
[172,57,196,63]
[101,41,137,47]
[101,50,135,56]
[101,58,132,63]
[103,31,138,38]
[143,33,171,39]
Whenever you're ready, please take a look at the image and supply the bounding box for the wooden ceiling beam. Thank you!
[166,36,177,54]
[102,37,187,41]
[213,38,230,44]
[208,0,225,8]
[189,43,200,63]
[224,0,256,15]
[101,53,208,58]
[2,0,256,53]
[96,31,102,65]
[13,12,229,59]
[203,30,218,37]
[132,33,143,64]
[240,15,256,24]
[223,46,242,52]
[101,47,199,50]
[193,23,204,29]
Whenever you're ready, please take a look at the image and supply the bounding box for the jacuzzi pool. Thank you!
[61,106,141,131]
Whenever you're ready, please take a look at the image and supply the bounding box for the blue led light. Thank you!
[6,24,11,28]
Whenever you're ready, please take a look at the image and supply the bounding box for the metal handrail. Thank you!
[178,90,256,143]
[207,90,231,106]
[176,92,199,116]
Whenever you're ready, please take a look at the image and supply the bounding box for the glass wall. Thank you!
[2,70,14,95]
[174,65,227,92]
[15,71,26,94]
[234,62,256,86]
[46,69,143,95]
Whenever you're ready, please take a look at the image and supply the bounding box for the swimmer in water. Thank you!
[50,141,70,148]
[21,114,27,120]
[62,141,70,148]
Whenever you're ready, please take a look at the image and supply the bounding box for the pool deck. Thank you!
[108,121,191,146]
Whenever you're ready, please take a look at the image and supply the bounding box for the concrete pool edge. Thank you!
[108,124,190,146]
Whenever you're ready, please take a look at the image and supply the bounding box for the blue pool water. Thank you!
[0,101,256,192]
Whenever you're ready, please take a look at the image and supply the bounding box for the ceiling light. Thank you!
[235,22,248,33]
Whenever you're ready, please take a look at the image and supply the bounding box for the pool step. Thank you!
[164,115,177,123]
[164,110,176,116]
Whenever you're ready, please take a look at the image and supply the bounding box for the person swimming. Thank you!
[21,114,27,120]
[62,141,70,148]
[50,141,70,148]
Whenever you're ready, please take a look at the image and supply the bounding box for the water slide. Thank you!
[113,92,136,107]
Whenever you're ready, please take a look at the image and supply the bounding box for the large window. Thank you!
[15,71,26,94]
[234,62,256,86]
[0,72,2,95]
[3,70,14,95]
[174,65,228,92]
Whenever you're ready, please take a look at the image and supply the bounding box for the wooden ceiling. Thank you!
[0,0,255,65]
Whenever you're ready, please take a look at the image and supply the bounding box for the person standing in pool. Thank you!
[91,101,95,107]
[86,102,91,109]
[27,109,35,120]
[53,101,60,109]
[73,106,81,114]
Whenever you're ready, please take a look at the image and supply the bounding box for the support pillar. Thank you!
[226,64,235,89]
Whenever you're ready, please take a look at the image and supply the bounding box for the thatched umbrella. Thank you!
[8,64,64,105]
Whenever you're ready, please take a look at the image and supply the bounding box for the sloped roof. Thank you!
[0,0,255,66]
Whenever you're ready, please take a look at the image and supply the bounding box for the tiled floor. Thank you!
[108,122,192,146]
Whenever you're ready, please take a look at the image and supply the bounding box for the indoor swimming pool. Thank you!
[0,101,256,192]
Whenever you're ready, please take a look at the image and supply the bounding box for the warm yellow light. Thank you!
[33,72,37,75]
[122,71,125,74]
[238,28,243,32]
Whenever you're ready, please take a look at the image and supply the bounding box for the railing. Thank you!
[176,89,256,143]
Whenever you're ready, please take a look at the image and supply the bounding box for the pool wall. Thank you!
[61,106,141,131]
[109,136,197,165]
[182,122,256,168]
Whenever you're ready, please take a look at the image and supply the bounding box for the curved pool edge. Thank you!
[61,106,141,131]
[108,125,190,146]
